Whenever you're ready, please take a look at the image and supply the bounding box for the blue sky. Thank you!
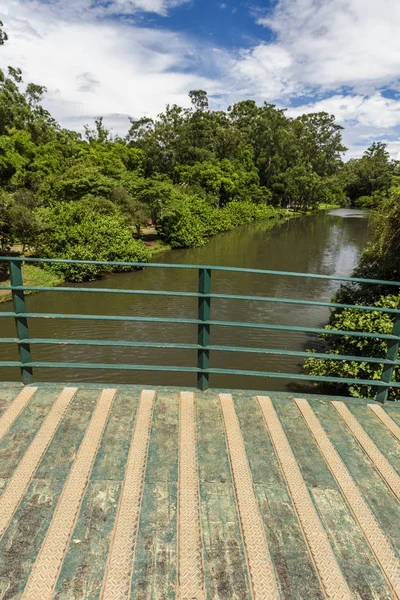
[2,0,400,158]
[141,1,274,49]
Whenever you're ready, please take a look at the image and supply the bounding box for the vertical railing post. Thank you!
[376,299,400,403]
[9,260,34,384]
[197,268,211,391]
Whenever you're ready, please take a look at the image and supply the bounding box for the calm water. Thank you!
[1,208,370,391]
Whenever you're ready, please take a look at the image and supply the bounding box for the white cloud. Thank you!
[256,0,400,90]
[286,94,400,129]
[240,0,400,102]
[0,1,214,135]
[231,0,400,156]
[3,0,189,20]
[234,44,295,98]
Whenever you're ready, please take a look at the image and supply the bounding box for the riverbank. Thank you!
[0,264,64,303]
[0,225,172,303]
[0,203,304,303]
[0,206,287,302]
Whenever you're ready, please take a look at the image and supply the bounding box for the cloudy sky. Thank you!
[1,0,400,158]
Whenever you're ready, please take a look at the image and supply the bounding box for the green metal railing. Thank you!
[0,257,399,402]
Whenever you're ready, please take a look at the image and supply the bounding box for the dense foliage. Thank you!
[35,198,150,281]
[305,184,400,400]
[335,187,400,305]
[340,143,398,207]
[305,295,399,401]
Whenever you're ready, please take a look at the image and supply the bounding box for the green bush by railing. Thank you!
[0,257,399,402]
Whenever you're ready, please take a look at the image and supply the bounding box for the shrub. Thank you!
[159,197,285,248]
[35,198,150,281]
[354,195,375,209]
[159,195,210,248]
[304,294,400,400]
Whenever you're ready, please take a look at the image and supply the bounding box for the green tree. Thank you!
[84,117,110,144]
[37,165,117,203]
[111,187,151,234]
[176,159,259,207]
[0,66,59,144]
[0,20,8,46]
[8,203,40,252]
[284,165,326,211]
[35,198,150,281]
[336,188,400,304]
[341,142,395,203]
[0,190,13,247]
[228,101,294,192]
[189,90,209,112]
[292,113,346,177]
[0,129,36,186]
[0,188,39,250]
[159,194,212,248]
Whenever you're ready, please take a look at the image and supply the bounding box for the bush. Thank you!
[35,198,150,281]
[304,294,400,400]
[159,195,210,248]
[37,165,118,204]
[354,195,375,208]
[159,197,285,248]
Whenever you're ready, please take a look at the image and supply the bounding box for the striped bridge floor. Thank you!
[0,384,400,599]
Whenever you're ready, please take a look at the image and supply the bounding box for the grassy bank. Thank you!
[0,234,172,303]
[0,264,64,303]
[318,203,341,210]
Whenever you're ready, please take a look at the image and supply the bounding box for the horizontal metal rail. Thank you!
[1,360,399,389]
[0,337,398,365]
[1,285,399,314]
[0,256,399,287]
[0,312,201,325]
[1,285,202,299]
[0,312,396,341]
[0,257,399,399]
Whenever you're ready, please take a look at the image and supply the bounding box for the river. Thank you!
[1,208,370,392]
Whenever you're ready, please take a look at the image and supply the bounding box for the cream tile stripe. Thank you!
[368,404,400,444]
[0,387,37,441]
[22,388,117,600]
[332,401,400,502]
[177,392,206,600]
[295,398,400,599]
[0,386,77,539]
[100,390,155,600]
[257,396,352,600]
[219,394,280,600]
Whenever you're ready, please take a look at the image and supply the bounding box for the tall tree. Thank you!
[291,112,346,177]
[84,117,110,144]
[341,142,396,202]
[0,21,8,46]
[188,90,209,112]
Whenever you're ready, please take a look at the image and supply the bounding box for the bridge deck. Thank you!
[0,383,400,599]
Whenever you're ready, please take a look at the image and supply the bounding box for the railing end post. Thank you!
[21,363,34,385]
[197,370,209,391]
[375,387,388,404]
